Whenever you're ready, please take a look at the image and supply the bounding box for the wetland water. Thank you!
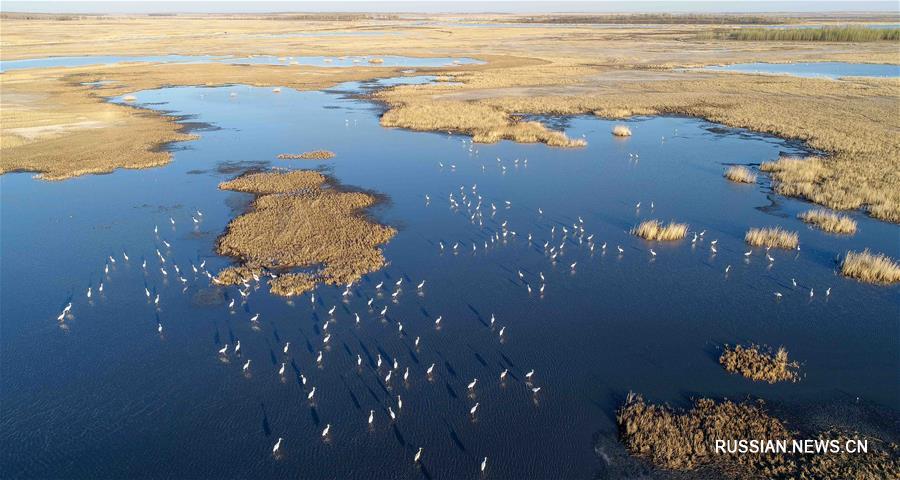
[701,61,900,79]
[1,75,898,479]
[0,55,480,72]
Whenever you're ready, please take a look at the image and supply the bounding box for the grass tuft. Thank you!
[612,125,632,137]
[277,150,335,160]
[841,249,900,284]
[724,165,757,183]
[744,227,798,249]
[798,209,857,234]
[719,344,800,383]
[632,220,689,241]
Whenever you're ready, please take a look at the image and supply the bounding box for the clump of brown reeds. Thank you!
[840,249,900,284]
[217,169,396,296]
[269,273,317,296]
[616,392,795,473]
[724,165,757,184]
[368,57,385,64]
[612,125,632,137]
[277,150,335,160]
[632,220,689,241]
[122,95,137,102]
[798,209,857,234]
[214,265,263,286]
[719,344,800,383]
[617,393,900,477]
[744,227,798,249]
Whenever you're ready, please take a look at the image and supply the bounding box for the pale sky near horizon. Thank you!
[2,1,898,14]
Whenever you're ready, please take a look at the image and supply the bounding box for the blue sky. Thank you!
[3,1,898,14]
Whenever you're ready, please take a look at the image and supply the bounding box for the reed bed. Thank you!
[277,150,335,160]
[798,209,857,234]
[214,265,263,286]
[217,170,396,296]
[703,26,900,42]
[719,344,800,383]
[617,393,900,477]
[380,100,586,147]
[724,165,757,184]
[611,125,632,137]
[632,220,689,241]
[840,249,900,284]
[617,393,794,473]
[269,273,318,296]
[744,227,799,249]
[368,58,385,64]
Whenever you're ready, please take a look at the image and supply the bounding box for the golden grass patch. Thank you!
[277,150,336,160]
[840,249,900,284]
[719,344,800,384]
[724,165,757,184]
[798,209,857,234]
[632,220,689,241]
[214,265,264,286]
[269,273,318,296]
[744,227,799,249]
[612,124,632,137]
[217,169,395,296]
[617,393,900,478]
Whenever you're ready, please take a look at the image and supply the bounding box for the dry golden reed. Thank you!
[724,165,757,184]
[617,393,900,478]
[719,344,800,384]
[617,393,794,474]
[612,125,632,137]
[277,150,336,160]
[840,249,900,284]
[269,273,318,296]
[744,227,799,249]
[798,209,857,234]
[632,220,689,241]
[214,265,263,285]
[217,169,396,296]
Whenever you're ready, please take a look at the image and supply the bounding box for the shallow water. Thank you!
[1,76,898,479]
[0,55,480,72]
[701,61,900,79]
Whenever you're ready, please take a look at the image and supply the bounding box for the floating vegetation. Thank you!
[840,249,900,284]
[724,165,757,184]
[798,209,857,234]
[632,220,689,241]
[277,150,336,160]
[719,344,800,383]
[617,393,900,478]
[611,125,632,137]
[744,227,799,249]
[368,57,385,64]
[217,169,395,296]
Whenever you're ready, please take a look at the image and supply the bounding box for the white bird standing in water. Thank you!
[273,437,282,454]
[250,313,259,322]
[525,369,535,381]
[357,354,363,366]
[380,306,388,316]
[389,406,397,420]
[218,344,228,355]
[328,306,336,315]
[283,342,290,355]
[308,387,316,400]
[481,457,488,472]
[427,363,435,375]
[368,410,374,425]
[435,316,442,326]
[498,326,506,337]
[278,363,286,376]
[243,359,251,372]
[468,378,478,390]
[235,341,241,354]
[87,287,92,298]
[414,447,423,463]
[316,351,323,364]
[500,369,508,381]
[470,403,479,415]
[321,424,330,437]
[417,280,425,289]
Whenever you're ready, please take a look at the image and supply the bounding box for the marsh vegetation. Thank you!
[798,209,857,234]
[632,220,689,241]
[719,344,800,383]
[841,249,900,284]
[701,26,900,42]
[724,165,757,184]
[744,227,799,249]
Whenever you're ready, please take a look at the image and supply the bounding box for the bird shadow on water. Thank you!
[260,402,271,436]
